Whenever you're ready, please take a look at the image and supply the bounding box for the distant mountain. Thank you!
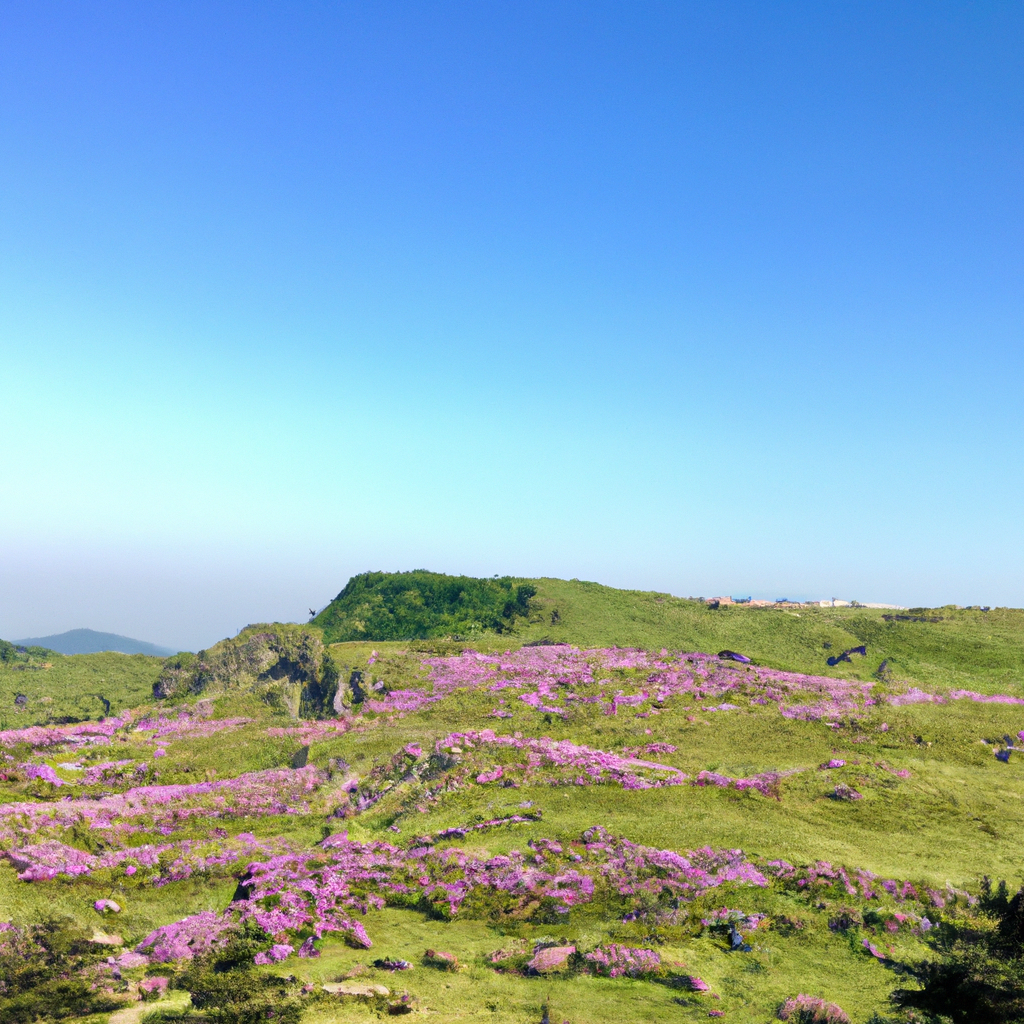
[12,628,177,657]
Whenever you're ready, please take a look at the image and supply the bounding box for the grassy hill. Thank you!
[313,570,538,642]
[2,572,1024,1024]
[320,571,1024,697]
[518,577,1024,695]
[6,574,1018,730]
[0,642,163,729]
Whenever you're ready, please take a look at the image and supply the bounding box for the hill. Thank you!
[0,640,165,728]
[313,570,538,642]
[515,577,1024,693]
[2,572,1024,1023]
[13,628,177,657]
[319,572,1024,695]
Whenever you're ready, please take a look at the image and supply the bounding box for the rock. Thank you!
[333,685,348,714]
[718,650,751,664]
[833,783,863,801]
[728,923,751,952]
[424,948,460,971]
[373,958,411,971]
[348,669,367,703]
[322,982,390,997]
[90,930,123,946]
[94,899,122,913]
[527,945,576,973]
[152,627,339,717]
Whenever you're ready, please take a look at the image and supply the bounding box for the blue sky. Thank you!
[1,2,1021,650]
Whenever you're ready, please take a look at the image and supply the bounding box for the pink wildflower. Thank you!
[254,943,294,964]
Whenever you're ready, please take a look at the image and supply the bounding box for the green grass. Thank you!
[520,577,1024,693]
[313,665,1024,886]
[3,574,1024,1023]
[266,902,898,1024]
[0,651,163,728]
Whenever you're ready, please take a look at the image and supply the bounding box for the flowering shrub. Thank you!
[584,944,661,978]
[694,768,796,798]
[138,976,169,999]
[135,712,255,741]
[832,783,863,801]
[430,812,542,842]
[5,831,277,883]
[355,645,885,726]
[136,911,236,962]
[623,742,677,757]
[0,764,326,855]
[230,825,766,950]
[7,841,97,880]
[885,688,943,706]
[768,859,878,897]
[18,763,64,787]
[116,951,149,968]
[949,690,1024,705]
[778,995,850,1023]
[0,716,132,751]
[266,721,349,744]
[253,943,294,964]
[436,729,687,790]
[77,760,147,786]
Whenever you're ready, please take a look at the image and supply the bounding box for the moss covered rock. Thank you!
[153,624,338,716]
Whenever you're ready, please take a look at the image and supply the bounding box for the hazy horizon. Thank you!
[2,2,1021,652]
[0,556,1007,654]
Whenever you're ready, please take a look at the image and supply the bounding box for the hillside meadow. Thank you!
[2,574,1023,1023]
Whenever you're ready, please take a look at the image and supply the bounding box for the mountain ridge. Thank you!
[12,627,178,658]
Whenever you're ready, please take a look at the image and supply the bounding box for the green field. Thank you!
[2,574,1024,1023]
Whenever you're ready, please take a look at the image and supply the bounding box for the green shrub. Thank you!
[894,884,1024,1022]
[313,571,538,641]
[0,918,124,1022]
[178,925,303,1024]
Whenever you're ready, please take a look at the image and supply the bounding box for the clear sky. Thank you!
[1,1,1021,651]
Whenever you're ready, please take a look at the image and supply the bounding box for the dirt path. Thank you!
[108,991,190,1024]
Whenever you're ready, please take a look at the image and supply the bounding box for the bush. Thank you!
[178,925,304,1024]
[313,571,538,641]
[778,994,851,1023]
[0,919,124,1022]
[894,882,1024,1023]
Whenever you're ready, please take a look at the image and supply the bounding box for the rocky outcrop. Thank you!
[153,625,339,717]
